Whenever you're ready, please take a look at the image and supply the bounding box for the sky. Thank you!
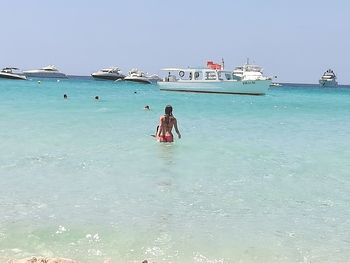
[1,0,349,84]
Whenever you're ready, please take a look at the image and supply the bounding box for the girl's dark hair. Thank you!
[165,105,173,116]
[164,105,173,125]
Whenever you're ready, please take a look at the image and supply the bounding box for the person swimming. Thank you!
[156,105,181,142]
[144,105,150,110]
[95,96,99,100]
[63,94,68,99]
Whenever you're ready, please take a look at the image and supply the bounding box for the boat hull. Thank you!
[319,79,338,87]
[23,72,67,79]
[92,73,125,81]
[0,72,27,80]
[158,79,271,95]
[124,77,152,84]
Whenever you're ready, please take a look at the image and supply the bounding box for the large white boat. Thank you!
[319,69,338,87]
[233,59,270,81]
[158,65,270,95]
[91,67,125,80]
[23,65,67,78]
[0,67,27,80]
[124,68,161,84]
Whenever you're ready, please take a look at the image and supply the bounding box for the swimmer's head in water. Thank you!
[165,105,173,115]
[95,96,99,100]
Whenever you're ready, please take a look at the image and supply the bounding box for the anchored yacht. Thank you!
[319,69,337,87]
[91,67,125,80]
[0,67,27,80]
[233,59,269,81]
[124,69,160,84]
[23,65,67,78]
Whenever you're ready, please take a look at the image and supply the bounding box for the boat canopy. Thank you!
[3,67,19,70]
[161,68,189,71]
[162,68,231,74]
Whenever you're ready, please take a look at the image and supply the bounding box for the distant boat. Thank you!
[0,67,27,80]
[270,82,282,87]
[124,68,160,84]
[233,59,270,81]
[23,65,67,79]
[158,62,270,95]
[319,69,337,87]
[91,67,125,81]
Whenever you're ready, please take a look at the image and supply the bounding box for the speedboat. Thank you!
[233,59,270,81]
[270,82,282,87]
[319,69,337,87]
[91,67,125,80]
[23,65,67,78]
[124,68,160,84]
[0,67,27,80]
[158,61,271,95]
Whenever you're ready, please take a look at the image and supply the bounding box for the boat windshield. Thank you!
[2,67,20,73]
[244,65,262,72]
[42,66,58,71]
[101,68,119,73]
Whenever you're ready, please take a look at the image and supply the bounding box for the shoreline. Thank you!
[7,257,150,263]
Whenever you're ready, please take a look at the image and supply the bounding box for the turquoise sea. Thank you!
[0,78,350,263]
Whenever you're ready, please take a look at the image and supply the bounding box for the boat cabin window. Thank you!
[225,73,232,80]
[217,72,233,80]
[186,71,203,80]
[194,71,202,80]
[205,72,217,80]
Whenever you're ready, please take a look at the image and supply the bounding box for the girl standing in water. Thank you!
[157,105,181,142]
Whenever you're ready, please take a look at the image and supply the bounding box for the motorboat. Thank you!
[124,68,160,84]
[23,65,67,78]
[319,69,337,87]
[0,67,27,80]
[270,82,282,87]
[233,59,270,81]
[158,61,270,95]
[91,67,125,80]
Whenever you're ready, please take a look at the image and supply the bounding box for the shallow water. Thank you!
[0,78,350,262]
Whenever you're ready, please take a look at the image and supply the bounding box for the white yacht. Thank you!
[233,59,270,81]
[91,67,125,80]
[0,67,27,80]
[158,65,270,95]
[124,68,160,84]
[319,69,338,87]
[23,65,67,78]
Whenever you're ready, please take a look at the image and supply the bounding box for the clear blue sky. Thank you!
[1,0,349,83]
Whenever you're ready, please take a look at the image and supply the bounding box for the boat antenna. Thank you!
[221,58,225,70]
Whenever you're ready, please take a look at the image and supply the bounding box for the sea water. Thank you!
[0,78,349,263]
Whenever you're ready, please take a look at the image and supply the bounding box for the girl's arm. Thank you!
[174,119,181,139]
[157,117,163,137]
